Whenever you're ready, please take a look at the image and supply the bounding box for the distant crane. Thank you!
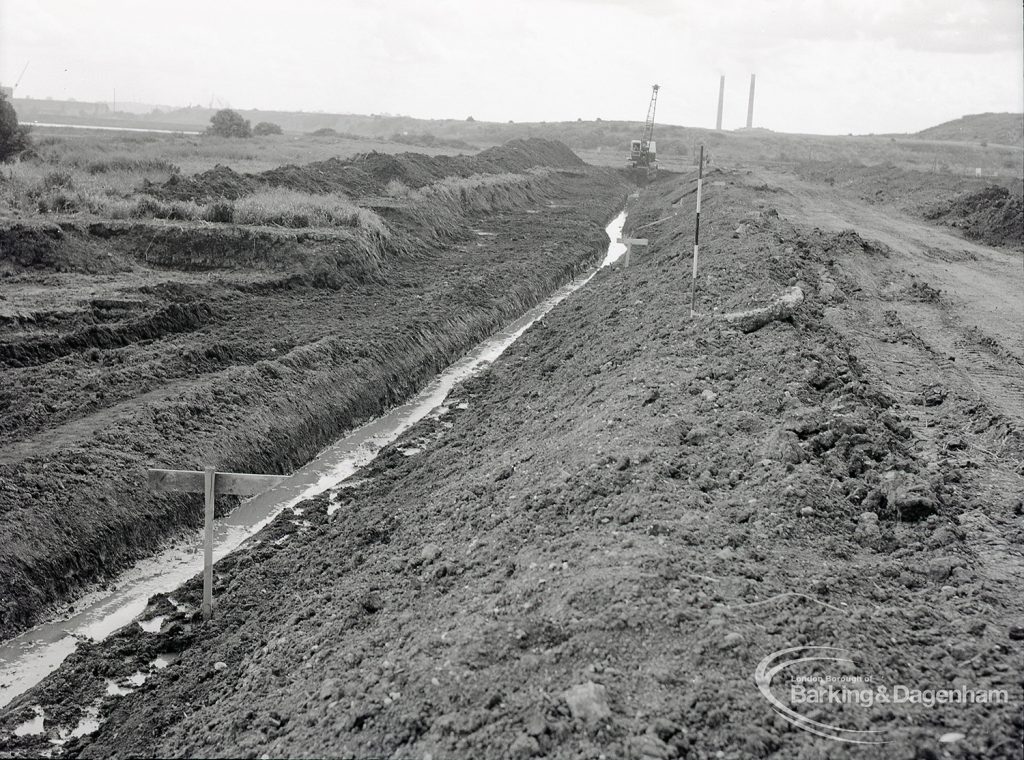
[628,84,660,177]
[1,61,29,98]
[13,61,29,93]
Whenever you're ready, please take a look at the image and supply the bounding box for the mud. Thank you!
[0,140,629,642]
[3,166,1019,758]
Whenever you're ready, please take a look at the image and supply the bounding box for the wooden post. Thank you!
[690,145,704,317]
[616,237,648,268]
[148,468,288,621]
[202,466,215,621]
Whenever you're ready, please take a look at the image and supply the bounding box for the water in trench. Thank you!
[0,211,628,709]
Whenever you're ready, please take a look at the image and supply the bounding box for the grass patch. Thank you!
[232,189,387,234]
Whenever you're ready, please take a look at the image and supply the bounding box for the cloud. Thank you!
[564,0,1022,53]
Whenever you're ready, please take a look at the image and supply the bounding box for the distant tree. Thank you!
[206,109,252,138]
[0,93,33,162]
[253,121,283,136]
[466,115,475,122]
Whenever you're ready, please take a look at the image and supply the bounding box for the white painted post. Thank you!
[202,466,215,621]
[690,145,704,317]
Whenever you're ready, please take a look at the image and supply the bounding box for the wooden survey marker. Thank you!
[615,237,648,267]
[148,467,288,620]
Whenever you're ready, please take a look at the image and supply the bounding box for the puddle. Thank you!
[137,615,166,634]
[69,705,101,738]
[14,706,45,736]
[0,211,627,709]
[104,680,132,697]
[127,671,147,687]
[151,654,176,670]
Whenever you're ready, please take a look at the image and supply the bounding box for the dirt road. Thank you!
[763,170,1022,361]
[3,164,1020,758]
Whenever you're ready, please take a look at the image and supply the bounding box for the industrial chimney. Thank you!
[716,76,725,130]
[746,74,756,129]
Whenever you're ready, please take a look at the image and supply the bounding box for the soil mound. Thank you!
[475,138,585,173]
[155,164,259,202]
[154,139,585,202]
[925,185,1024,250]
[259,157,379,196]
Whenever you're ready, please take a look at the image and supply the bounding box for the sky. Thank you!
[1,0,1021,135]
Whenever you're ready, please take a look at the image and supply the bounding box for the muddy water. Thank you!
[0,211,627,709]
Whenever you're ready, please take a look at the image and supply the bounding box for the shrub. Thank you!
[41,169,76,190]
[311,127,338,136]
[106,199,136,219]
[233,189,360,228]
[203,200,234,223]
[131,195,165,218]
[85,157,178,174]
[253,122,283,136]
[384,179,412,198]
[0,93,33,162]
[206,109,252,138]
[230,189,388,236]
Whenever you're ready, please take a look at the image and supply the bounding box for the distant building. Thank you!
[12,97,111,119]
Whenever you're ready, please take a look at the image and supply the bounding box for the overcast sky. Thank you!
[1,0,1021,134]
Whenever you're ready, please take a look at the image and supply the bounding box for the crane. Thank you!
[628,84,660,177]
[13,62,29,93]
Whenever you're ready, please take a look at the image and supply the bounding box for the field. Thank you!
[0,123,1022,758]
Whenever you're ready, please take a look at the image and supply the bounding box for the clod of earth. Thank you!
[562,681,611,722]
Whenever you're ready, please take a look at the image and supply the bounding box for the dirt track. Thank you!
[2,163,1020,758]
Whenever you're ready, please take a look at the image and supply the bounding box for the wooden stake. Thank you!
[690,145,704,317]
[616,237,648,268]
[202,466,215,621]
[147,467,288,621]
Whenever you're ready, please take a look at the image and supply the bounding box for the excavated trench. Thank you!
[0,150,629,646]
[0,212,628,712]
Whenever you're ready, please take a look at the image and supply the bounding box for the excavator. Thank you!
[627,84,659,177]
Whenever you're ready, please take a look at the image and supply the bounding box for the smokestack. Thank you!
[716,76,725,130]
[746,74,756,129]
